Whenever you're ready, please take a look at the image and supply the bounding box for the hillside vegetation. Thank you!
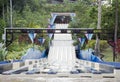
[0,0,120,61]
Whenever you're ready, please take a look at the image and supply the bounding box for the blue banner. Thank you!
[50,14,57,25]
[85,33,93,40]
[48,34,53,39]
[38,38,45,44]
[78,38,86,47]
[28,33,37,43]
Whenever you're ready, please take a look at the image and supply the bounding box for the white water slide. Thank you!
[48,24,76,72]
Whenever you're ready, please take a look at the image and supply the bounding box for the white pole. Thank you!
[10,0,13,28]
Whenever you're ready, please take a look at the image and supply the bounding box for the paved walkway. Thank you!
[0,74,119,82]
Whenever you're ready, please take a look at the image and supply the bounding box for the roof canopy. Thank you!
[51,12,76,17]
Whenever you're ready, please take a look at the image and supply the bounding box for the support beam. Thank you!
[4,28,114,47]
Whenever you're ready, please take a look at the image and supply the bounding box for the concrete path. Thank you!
[0,74,119,82]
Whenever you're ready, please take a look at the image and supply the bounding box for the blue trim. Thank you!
[50,14,57,25]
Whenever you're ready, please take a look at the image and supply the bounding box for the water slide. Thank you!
[78,49,102,62]
[48,24,76,72]
[19,13,120,73]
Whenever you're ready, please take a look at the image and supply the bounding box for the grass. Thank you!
[102,47,113,62]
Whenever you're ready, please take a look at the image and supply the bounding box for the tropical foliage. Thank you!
[0,0,120,61]
[0,43,8,61]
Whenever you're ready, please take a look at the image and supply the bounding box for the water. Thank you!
[21,48,42,60]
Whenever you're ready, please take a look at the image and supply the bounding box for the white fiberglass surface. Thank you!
[48,24,76,72]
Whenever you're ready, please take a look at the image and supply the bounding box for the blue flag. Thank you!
[48,34,53,39]
[85,33,93,40]
[38,38,45,44]
[28,33,37,43]
[50,14,57,25]
[78,38,86,47]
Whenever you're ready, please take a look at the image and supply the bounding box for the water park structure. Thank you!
[0,13,120,81]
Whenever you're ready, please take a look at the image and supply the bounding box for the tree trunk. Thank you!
[10,0,13,28]
[2,4,5,21]
[95,0,101,56]
[7,3,10,26]
[113,0,118,61]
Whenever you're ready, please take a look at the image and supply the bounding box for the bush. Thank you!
[0,43,8,61]
[6,38,47,60]
[86,40,109,52]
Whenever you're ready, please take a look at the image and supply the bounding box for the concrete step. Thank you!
[52,40,73,46]
[54,34,72,40]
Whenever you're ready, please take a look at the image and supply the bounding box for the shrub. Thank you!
[0,43,8,61]
[6,39,47,60]
[86,40,109,51]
